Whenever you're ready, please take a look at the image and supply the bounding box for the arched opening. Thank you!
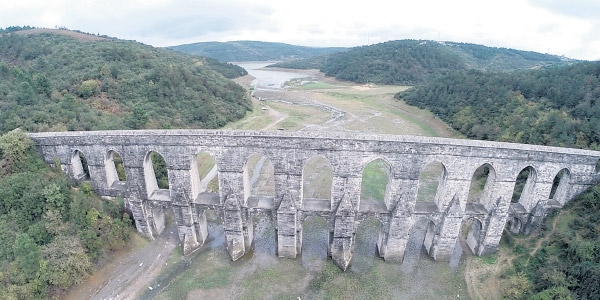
[353,217,383,272]
[416,161,446,212]
[595,159,600,173]
[402,218,437,272]
[71,150,90,181]
[511,166,537,206]
[243,153,275,208]
[359,158,392,212]
[467,163,496,210]
[301,216,329,267]
[549,168,571,205]
[506,216,523,234]
[144,151,169,201]
[301,155,333,207]
[191,151,220,205]
[462,218,483,255]
[105,150,126,189]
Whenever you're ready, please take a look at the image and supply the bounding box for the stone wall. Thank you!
[28,130,600,270]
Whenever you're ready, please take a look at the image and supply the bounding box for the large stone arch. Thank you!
[359,157,393,212]
[301,155,333,211]
[190,151,219,198]
[511,166,538,210]
[549,168,571,206]
[143,150,169,201]
[104,150,126,189]
[416,161,447,211]
[71,149,90,181]
[467,163,497,210]
[243,152,275,204]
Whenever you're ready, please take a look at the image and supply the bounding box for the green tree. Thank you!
[0,130,33,173]
[13,233,41,280]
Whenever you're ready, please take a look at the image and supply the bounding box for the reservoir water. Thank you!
[235,62,311,89]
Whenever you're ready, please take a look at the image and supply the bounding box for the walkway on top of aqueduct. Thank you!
[28,130,600,270]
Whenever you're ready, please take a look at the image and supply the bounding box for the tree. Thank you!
[0,130,33,173]
[41,234,91,289]
[13,233,41,280]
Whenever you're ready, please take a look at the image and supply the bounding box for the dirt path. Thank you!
[260,105,287,130]
[65,224,179,300]
[531,211,562,256]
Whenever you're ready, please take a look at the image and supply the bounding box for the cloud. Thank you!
[528,0,600,19]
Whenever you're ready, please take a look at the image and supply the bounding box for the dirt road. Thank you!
[65,225,179,300]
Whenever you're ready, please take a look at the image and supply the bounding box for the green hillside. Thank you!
[169,40,345,62]
[0,130,133,298]
[0,28,251,134]
[271,40,570,85]
[397,61,600,149]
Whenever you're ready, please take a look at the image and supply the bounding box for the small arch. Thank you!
[302,155,333,202]
[402,218,437,272]
[416,161,446,211]
[467,163,496,209]
[463,218,483,255]
[243,153,274,205]
[506,216,523,234]
[511,166,537,204]
[105,150,126,189]
[360,158,392,212]
[144,151,169,201]
[191,152,219,196]
[71,150,90,181]
[595,159,600,173]
[549,168,571,205]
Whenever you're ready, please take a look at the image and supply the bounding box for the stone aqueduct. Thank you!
[28,130,600,270]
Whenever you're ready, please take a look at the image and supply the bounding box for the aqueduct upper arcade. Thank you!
[28,130,600,270]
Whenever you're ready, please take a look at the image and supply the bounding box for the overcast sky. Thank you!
[1,0,599,60]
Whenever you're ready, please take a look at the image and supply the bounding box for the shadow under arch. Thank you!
[549,168,571,206]
[243,152,275,208]
[105,150,126,190]
[359,158,392,213]
[300,215,329,267]
[71,149,90,182]
[353,216,385,272]
[301,155,333,211]
[401,217,437,272]
[467,163,497,210]
[416,161,447,212]
[506,216,524,234]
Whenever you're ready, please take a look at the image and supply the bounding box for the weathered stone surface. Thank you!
[28,129,600,270]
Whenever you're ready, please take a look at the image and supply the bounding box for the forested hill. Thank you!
[271,40,571,85]
[397,61,600,149]
[0,29,251,134]
[169,40,346,62]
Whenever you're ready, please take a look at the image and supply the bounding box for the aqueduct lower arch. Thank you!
[28,130,600,270]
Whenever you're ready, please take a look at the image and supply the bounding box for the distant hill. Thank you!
[398,61,600,148]
[168,40,346,62]
[0,28,251,134]
[270,40,573,85]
